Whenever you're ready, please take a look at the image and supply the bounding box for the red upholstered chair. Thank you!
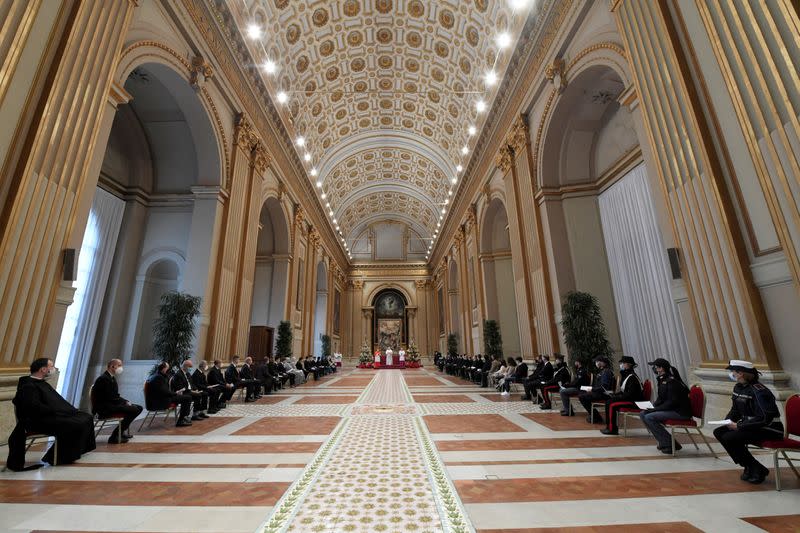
[664,385,717,458]
[138,381,178,431]
[620,379,652,437]
[89,385,124,442]
[754,393,800,491]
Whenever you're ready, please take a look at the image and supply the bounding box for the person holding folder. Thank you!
[639,358,691,453]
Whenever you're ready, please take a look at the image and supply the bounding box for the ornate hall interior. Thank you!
[1,0,800,531]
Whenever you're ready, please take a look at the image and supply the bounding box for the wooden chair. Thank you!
[752,393,800,491]
[138,381,177,431]
[620,379,653,437]
[664,385,717,458]
[89,385,124,442]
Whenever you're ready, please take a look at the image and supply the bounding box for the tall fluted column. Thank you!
[0,0,135,369]
[611,1,778,370]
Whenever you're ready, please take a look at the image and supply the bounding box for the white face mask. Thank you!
[728,371,737,381]
[619,364,625,371]
[114,366,124,376]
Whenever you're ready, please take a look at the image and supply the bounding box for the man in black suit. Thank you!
[171,360,208,420]
[92,359,143,443]
[190,360,223,415]
[226,355,257,402]
[208,359,234,405]
[145,362,193,426]
[254,358,276,393]
[7,358,96,471]
[240,357,263,398]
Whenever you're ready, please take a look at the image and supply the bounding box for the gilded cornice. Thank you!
[507,116,529,156]
[350,279,364,290]
[189,54,214,91]
[415,279,427,290]
[233,113,261,151]
[496,145,513,174]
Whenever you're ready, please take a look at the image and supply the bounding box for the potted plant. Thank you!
[447,333,458,357]
[483,319,503,359]
[321,334,331,358]
[150,291,201,374]
[406,340,421,368]
[560,291,614,368]
[276,320,293,360]
[358,341,373,368]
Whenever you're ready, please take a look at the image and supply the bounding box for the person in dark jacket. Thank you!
[240,357,263,398]
[500,356,528,394]
[146,361,193,426]
[226,355,257,402]
[208,359,235,404]
[92,358,143,443]
[640,358,692,453]
[713,360,784,484]
[6,358,96,471]
[171,360,207,420]
[601,356,644,435]
[191,360,223,414]
[578,356,615,424]
[539,354,571,409]
[559,359,591,416]
[253,357,275,393]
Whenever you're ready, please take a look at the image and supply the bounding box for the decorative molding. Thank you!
[189,54,214,91]
[544,57,566,93]
[507,116,529,155]
[496,145,513,174]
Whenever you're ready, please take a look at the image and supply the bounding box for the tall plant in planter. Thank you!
[320,334,331,357]
[483,319,503,359]
[447,333,459,357]
[358,341,373,367]
[276,321,293,359]
[151,291,201,374]
[560,291,614,368]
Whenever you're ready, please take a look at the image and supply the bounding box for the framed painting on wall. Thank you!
[378,318,402,351]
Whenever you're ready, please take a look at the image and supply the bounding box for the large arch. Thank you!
[480,198,521,357]
[248,196,291,359]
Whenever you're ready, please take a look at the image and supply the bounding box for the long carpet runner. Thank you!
[259,370,474,533]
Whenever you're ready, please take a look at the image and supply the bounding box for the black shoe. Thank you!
[218,402,227,409]
[198,412,209,419]
[521,395,532,401]
[191,414,202,421]
[600,428,618,435]
[207,409,219,415]
[5,462,44,472]
[108,434,130,444]
[245,397,256,403]
[740,465,754,481]
[745,463,769,484]
[123,432,134,439]
[560,411,569,416]
[541,404,552,410]
[176,418,192,427]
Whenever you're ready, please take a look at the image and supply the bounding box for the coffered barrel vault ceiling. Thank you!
[226,0,535,262]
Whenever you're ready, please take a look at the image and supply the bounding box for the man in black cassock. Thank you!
[6,358,96,471]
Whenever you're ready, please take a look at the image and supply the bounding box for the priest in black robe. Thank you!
[6,358,96,471]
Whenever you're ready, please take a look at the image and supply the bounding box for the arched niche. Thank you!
[371,288,408,351]
[131,258,181,359]
[480,198,521,356]
[312,260,328,356]
[448,259,462,351]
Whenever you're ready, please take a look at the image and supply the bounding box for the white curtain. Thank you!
[56,188,124,404]
[598,163,691,381]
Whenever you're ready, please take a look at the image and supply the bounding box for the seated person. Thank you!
[640,358,692,453]
[208,359,235,405]
[268,356,292,388]
[489,359,507,389]
[191,360,223,414]
[7,358,96,471]
[713,360,784,484]
[240,357,263,398]
[92,358,143,443]
[254,357,275,393]
[303,356,320,381]
[559,359,591,416]
[539,354,571,409]
[171,360,208,420]
[601,356,644,435]
[483,355,501,388]
[578,356,616,424]
[225,355,257,402]
[501,356,528,395]
[285,357,305,384]
[522,355,553,400]
[147,361,193,426]
[497,358,517,394]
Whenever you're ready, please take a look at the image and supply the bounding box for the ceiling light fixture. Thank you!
[509,0,530,9]
[276,91,288,104]
[496,32,512,49]
[451,177,457,185]
[456,165,463,172]
[441,208,446,214]
[262,60,277,74]
[448,190,452,196]
[315,180,322,188]
[484,70,498,86]
[247,24,262,39]
[461,145,469,155]
[311,169,318,177]
[295,136,305,147]
[476,99,487,113]
[321,193,327,199]
[304,152,311,162]
[468,125,476,136]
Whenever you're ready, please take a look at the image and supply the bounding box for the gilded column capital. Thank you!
[507,116,529,155]
[253,144,271,174]
[496,145,513,174]
[233,113,260,151]
[464,208,477,234]
[545,57,566,93]
[415,279,427,290]
[351,279,364,290]
[189,54,214,91]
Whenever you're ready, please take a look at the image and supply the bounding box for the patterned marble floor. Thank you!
[1,365,798,533]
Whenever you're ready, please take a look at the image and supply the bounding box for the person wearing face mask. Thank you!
[639,358,692,454]
[92,358,143,443]
[191,360,223,414]
[713,360,783,484]
[558,359,590,416]
[146,361,194,426]
[578,356,616,424]
[539,354,571,409]
[7,358,96,471]
[600,356,643,435]
[171,360,208,420]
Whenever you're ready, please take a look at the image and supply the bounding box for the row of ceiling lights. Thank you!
[243,0,532,263]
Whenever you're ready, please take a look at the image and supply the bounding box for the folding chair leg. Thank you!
[623,414,628,438]
[671,428,676,456]
[684,428,700,450]
[116,420,123,443]
[782,451,800,478]
[697,431,717,458]
[775,450,782,491]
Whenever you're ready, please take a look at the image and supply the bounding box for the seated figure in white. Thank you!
[385,348,393,366]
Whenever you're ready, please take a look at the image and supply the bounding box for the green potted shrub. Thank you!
[321,334,331,358]
[447,333,459,357]
[276,320,293,359]
[560,290,614,368]
[150,291,201,374]
[483,319,503,359]
[358,341,373,368]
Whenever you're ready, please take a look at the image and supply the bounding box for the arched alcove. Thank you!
[312,261,328,356]
[480,198,521,357]
[448,259,462,352]
[372,288,408,351]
